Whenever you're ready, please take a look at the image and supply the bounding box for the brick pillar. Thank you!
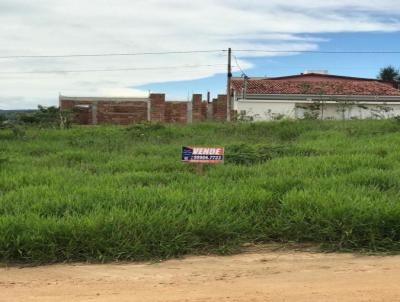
[192,94,203,122]
[149,93,165,122]
[213,95,227,121]
[201,102,208,121]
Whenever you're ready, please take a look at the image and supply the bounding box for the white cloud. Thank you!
[0,0,399,109]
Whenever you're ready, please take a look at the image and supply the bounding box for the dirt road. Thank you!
[2,246,400,302]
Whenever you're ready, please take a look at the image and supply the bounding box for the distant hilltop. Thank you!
[0,109,36,113]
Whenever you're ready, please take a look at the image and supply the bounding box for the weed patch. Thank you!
[1,120,400,263]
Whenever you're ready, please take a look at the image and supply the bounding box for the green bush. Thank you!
[17,105,73,129]
[226,143,319,165]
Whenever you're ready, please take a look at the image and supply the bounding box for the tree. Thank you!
[17,105,73,129]
[378,66,400,83]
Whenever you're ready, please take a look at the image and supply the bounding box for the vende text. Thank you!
[192,148,223,155]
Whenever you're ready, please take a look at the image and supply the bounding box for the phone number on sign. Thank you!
[191,155,223,160]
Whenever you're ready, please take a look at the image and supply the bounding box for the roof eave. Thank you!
[237,93,400,102]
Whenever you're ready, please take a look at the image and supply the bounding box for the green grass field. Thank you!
[2,120,400,263]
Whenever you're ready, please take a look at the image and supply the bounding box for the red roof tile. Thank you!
[231,73,400,96]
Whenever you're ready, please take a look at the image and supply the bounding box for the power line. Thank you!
[2,49,400,59]
[234,50,400,54]
[0,63,228,75]
[0,50,226,59]
[233,55,247,77]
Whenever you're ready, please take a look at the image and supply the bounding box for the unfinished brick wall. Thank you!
[60,97,148,125]
[60,99,94,124]
[192,94,203,122]
[59,100,75,110]
[97,102,148,125]
[212,95,228,121]
[165,102,188,124]
[150,93,165,122]
[75,107,92,124]
[201,102,208,121]
[59,93,230,125]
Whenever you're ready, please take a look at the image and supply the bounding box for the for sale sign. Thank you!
[182,146,224,164]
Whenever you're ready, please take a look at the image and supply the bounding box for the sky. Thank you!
[1,0,400,109]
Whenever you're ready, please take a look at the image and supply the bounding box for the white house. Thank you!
[232,72,400,121]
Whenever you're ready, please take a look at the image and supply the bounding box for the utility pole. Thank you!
[226,47,232,121]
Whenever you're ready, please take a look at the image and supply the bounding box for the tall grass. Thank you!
[2,119,400,263]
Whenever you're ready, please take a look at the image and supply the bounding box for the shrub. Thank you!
[17,106,73,129]
[226,143,319,165]
[125,122,177,143]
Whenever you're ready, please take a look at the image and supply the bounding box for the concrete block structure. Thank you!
[59,93,228,125]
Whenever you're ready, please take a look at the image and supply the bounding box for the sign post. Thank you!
[196,163,204,175]
[182,146,224,174]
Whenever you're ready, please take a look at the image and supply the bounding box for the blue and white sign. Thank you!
[182,146,224,164]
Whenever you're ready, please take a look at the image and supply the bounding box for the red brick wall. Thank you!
[150,93,165,122]
[60,99,147,125]
[60,93,231,125]
[212,95,227,121]
[76,107,91,124]
[201,102,208,121]
[59,100,75,110]
[97,102,148,125]
[60,100,94,124]
[165,102,188,124]
[192,94,203,122]
[60,100,95,110]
